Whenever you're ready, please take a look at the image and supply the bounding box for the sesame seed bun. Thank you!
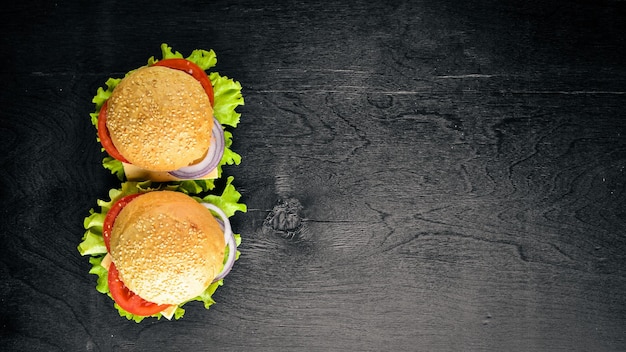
[106,66,213,171]
[109,191,225,305]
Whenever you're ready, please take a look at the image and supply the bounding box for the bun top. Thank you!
[106,65,213,171]
[109,191,225,305]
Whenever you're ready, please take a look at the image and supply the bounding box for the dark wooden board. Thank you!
[1,0,625,351]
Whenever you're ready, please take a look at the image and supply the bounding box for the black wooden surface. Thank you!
[1,0,625,351]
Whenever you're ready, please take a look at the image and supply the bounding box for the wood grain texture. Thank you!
[1,0,625,351]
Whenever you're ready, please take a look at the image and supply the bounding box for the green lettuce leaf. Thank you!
[210,72,244,128]
[77,229,106,256]
[91,43,245,181]
[200,176,247,218]
[102,156,125,181]
[77,178,246,322]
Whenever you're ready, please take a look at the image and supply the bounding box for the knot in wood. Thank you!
[263,198,304,239]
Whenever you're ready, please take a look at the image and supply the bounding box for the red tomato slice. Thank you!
[108,261,171,316]
[102,193,142,253]
[97,101,130,163]
[153,58,215,106]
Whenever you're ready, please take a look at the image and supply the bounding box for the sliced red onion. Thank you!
[202,203,237,282]
[168,117,225,179]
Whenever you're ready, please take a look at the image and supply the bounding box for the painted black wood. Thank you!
[1,0,625,351]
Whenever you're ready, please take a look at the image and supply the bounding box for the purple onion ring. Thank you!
[201,203,237,282]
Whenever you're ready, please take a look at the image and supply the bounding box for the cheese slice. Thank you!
[101,253,112,271]
[123,162,218,182]
[160,305,178,320]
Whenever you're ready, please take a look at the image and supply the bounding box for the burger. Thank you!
[91,44,244,182]
[104,190,235,319]
[78,177,246,322]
